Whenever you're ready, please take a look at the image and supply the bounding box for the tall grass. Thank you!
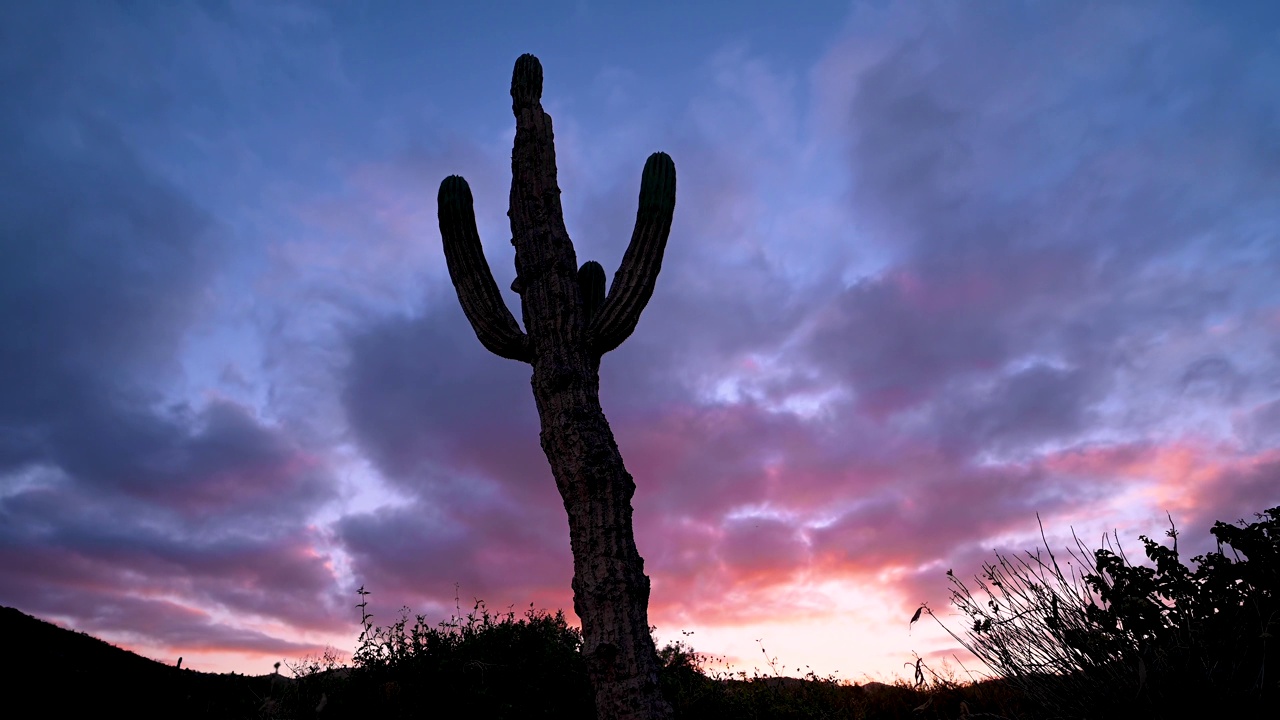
[921,506,1279,719]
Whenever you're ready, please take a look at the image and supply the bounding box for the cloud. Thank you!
[631,1,1280,646]
[334,4,1280,650]
[1238,398,1280,452]
[51,594,323,657]
[0,2,346,657]
[0,478,342,637]
[338,495,574,611]
[341,300,544,490]
[799,0,1280,450]
[0,109,213,436]
[1179,356,1247,403]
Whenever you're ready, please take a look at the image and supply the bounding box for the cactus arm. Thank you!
[578,261,606,325]
[438,175,532,363]
[587,152,676,356]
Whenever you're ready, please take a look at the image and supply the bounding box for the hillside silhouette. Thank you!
[2,606,292,718]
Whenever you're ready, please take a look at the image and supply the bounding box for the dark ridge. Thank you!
[2,606,291,718]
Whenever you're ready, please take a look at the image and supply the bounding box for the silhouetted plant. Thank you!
[275,586,1012,719]
[924,505,1280,719]
[436,52,676,719]
[343,593,595,719]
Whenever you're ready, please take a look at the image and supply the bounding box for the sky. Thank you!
[2,0,1278,683]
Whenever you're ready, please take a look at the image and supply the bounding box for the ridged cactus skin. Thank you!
[437,54,676,720]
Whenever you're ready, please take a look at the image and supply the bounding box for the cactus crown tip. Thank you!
[438,174,472,203]
[645,152,674,169]
[511,54,544,106]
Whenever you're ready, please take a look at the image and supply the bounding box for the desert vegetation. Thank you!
[920,504,1279,718]
[9,504,1275,718]
[269,503,1280,719]
[254,503,1280,718]
[264,589,1010,720]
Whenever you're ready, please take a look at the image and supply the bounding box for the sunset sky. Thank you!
[2,0,1278,682]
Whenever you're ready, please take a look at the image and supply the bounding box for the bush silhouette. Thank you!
[933,505,1279,719]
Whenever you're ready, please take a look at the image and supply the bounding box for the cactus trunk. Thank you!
[533,359,670,719]
[437,54,676,720]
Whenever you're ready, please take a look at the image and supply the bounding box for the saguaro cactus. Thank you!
[437,54,676,720]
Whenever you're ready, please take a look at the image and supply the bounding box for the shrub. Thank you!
[345,588,595,719]
[282,589,939,719]
[926,505,1279,719]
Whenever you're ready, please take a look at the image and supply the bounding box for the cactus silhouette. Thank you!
[437,54,676,720]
